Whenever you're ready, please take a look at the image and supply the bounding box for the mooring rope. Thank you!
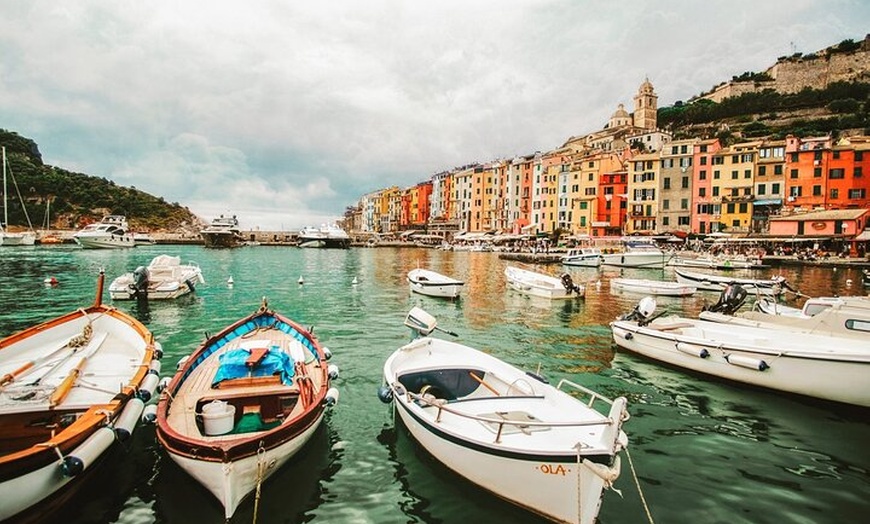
[252,443,266,524]
[625,447,656,524]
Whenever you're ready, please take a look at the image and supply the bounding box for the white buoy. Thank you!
[44,276,58,286]
[846,278,852,286]
[298,275,304,285]
[227,276,234,287]
[352,277,358,285]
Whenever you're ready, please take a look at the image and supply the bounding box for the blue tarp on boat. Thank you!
[212,347,295,387]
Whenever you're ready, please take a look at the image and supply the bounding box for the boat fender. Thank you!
[327,364,340,380]
[141,403,158,424]
[324,387,340,407]
[153,341,164,360]
[157,376,171,393]
[176,355,190,371]
[136,373,161,402]
[676,342,710,359]
[624,332,633,340]
[149,359,162,375]
[323,347,333,361]
[583,455,621,485]
[61,426,116,477]
[725,354,769,371]
[114,397,146,441]
[525,371,549,384]
[377,385,393,403]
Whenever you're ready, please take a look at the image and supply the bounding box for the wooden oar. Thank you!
[469,371,501,396]
[47,332,108,407]
[0,336,75,388]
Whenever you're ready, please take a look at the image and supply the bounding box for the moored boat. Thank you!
[601,240,671,268]
[674,268,789,296]
[504,266,585,300]
[380,308,629,524]
[0,271,162,522]
[561,247,603,267]
[611,297,870,407]
[668,254,765,270]
[73,215,135,249]
[155,299,339,519]
[200,215,244,248]
[610,278,696,296]
[0,146,36,247]
[297,223,350,249]
[109,254,205,300]
[407,268,464,299]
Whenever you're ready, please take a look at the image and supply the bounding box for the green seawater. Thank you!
[1,245,868,524]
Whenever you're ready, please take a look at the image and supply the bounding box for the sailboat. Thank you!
[38,198,63,244]
[0,146,36,246]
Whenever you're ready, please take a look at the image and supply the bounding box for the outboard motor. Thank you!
[619,296,657,326]
[560,273,582,295]
[130,266,149,298]
[704,283,747,315]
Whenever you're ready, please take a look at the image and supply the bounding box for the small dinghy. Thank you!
[380,308,629,524]
[610,278,696,296]
[156,299,339,519]
[0,271,162,522]
[109,254,205,300]
[504,266,585,300]
[407,268,464,299]
[674,268,790,296]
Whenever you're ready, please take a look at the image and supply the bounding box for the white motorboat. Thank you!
[610,278,696,296]
[601,240,671,268]
[73,215,135,249]
[674,268,789,296]
[561,247,603,267]
[380,308,629,524]
[668,254,765,270]
[407,268,464,299]
[133,233,156,246]
[611,297,870,407]
[0,272,162,522]
[0,146,36,246]
[699,294,870,340]
[200,215,244,248]
[504,266,585,300]
[109,254,205,300]
[156,300,339,519]
[298,223,350,249]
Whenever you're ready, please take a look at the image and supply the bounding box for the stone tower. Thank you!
[633,77,658,130]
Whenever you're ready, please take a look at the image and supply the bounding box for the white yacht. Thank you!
[73,215,135,249]
[200,215,243,248]
[298,223,350,248]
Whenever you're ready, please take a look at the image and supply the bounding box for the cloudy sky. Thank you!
[1,1,868,229]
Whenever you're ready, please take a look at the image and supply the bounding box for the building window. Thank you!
[814,167,822,178]
[790,169,798,179]
[713,186,720,197]
[758,166,767,176]
[833,151,840,159]
[714,170,720,179]
[790,186,802,197]
[828,168,845,179]
[700,170,707,180]
[662,199,670,210]
[848,188,867,199]
[790,152,798,162]
[663,178,671,189]
[772,183,780,194]
[855,151,863,161]
[681,198,688,209]
[678,216,690,226]
[579,201,588,209]
[700,145,708,153]
[682,176,689,189]
[699,187,707,197]
[774,164,783,175]
[744,169,751,178]
[758,184,766,195]
[831,188,839,199]
[727,203,735,213]
[700,157,708,165]
[739,203,748,213]
[731,171,738,180]
[732,219,740,227]
[813,185,822,196]
[855,167,863,178]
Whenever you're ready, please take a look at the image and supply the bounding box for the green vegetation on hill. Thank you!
[1,129,199,231]
[658,81,870,143]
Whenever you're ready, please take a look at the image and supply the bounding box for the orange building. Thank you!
[691,138,722,234]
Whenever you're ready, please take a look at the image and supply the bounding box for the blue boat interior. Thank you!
[398,368,484,401]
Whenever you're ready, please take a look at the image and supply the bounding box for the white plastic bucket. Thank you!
[201,400,236,435]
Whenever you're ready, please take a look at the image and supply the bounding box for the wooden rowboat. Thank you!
[156,299,339,519]
[0,271,162,522]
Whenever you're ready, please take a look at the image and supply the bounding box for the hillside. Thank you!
[1,129,201,232]
[657,36,870,143]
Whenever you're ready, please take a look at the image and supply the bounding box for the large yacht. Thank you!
[73,215,135,249]
[297,223,350,248]
[200,214,244,248]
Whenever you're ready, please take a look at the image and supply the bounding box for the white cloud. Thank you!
[1,0,868,229]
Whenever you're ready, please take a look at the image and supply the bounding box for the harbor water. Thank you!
[1,245,868,524]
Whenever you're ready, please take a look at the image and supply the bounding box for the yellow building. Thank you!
[626,152,661,233]
[712,141,759,234]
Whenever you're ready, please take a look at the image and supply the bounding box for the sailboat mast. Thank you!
[2,146,7,232]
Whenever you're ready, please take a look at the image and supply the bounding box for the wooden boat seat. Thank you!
[649,322,694,332]
[245,347,270,368]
